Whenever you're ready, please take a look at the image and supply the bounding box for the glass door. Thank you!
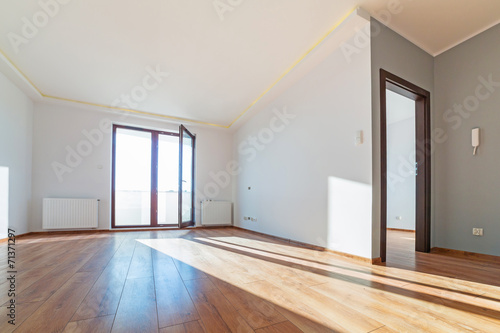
[112,124,196,228]
[158,133,179,226]
[113,127,152,227]
[178,125,195,228]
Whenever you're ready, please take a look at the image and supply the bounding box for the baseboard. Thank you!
[17,225,233,237]
[232,226,324,251]
[371,257,383,265]
[233,226,379,264]
[431,247,500,263]
[0,231,32,241]
[387,228,415,233]
[324,249,380,264]
[197,225,234,229]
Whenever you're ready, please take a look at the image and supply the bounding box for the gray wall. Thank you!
[371,19,434,258]
[434,24,500,256]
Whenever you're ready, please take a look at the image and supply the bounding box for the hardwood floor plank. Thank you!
[111,276,158,333]
[0,240,100,306]
[127,241,153,279]
[63,315,115,333]
[209,276,287,329]
[14,271,101,332]
[184,320,206,333]
[0,263,57,306]
[149,242,204,330]
[152,249,179,277]
[244,279,381,332]
[15,249,98,303]
[184,278,254,333]
[78,237,124,272]
[72,256,132,321]
[155,272,200,328]
[311,271,500,332]
[0,301,44,333]
[113,238,139,258]
[274,305,335,333]
[254,321,302,333]
[369,325,398,333]
[159,324,187,333]
[173,258,207,281]
[159,320,205,333]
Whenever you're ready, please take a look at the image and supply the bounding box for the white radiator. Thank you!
[201,200,232,226]
[43,198,99,229]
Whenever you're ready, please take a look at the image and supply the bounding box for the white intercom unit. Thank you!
[472,128,480,155]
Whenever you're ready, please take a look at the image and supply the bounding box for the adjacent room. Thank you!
[1,1,499,332]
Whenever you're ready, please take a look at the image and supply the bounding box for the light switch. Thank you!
[355,130,363,146]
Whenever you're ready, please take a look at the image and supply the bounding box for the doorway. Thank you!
[111,124,195,228]
[380,69,431,263]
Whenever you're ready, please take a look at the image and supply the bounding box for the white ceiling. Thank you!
[1,0,499,127]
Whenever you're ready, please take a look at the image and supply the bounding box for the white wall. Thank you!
[0,167,9,238]
[31,102,233,231]
[233,23,373,258]
[0,72,34,236]
[386,90,416,231]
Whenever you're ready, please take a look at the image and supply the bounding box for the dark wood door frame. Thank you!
[380,69,431,262]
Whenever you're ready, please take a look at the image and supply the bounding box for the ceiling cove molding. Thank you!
[41,94,229,128]
[227,6,364,127]
[0,7,363,129]
[0,48,43,100]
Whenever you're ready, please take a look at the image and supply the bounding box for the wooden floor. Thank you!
[1,228,500,332]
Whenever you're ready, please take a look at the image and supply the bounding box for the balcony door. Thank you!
[179,125,195,228]
[112,124,195,228]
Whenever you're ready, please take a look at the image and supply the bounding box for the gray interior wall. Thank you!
[370,19,434,258]
[434,24,500,256]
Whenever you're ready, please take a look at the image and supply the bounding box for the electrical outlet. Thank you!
[472,228,483,236]
[251,218,257,222]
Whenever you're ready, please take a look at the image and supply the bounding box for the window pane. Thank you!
[158,134,179,224]
[115,128,151,226]
[181,133,193,222]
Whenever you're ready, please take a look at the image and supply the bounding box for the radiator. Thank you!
[43,198,99,229]
[201,200,232,226]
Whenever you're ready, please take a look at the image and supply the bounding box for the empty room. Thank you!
[1,1,500,332]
